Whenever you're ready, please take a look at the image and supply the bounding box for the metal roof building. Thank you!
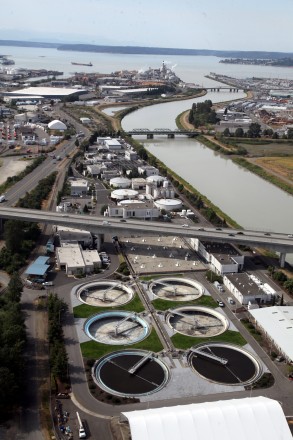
[121,397,292,440]
[250,306,293,362]
[25,256,50,276]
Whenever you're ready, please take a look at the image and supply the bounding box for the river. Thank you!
[121,91,293,265]
[2,45,293,259]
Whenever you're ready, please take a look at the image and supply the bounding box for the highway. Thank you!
[1,206,293,257]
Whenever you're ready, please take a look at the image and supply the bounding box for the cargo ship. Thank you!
[71,61,93,67]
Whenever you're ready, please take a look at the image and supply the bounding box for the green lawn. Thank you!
[152,294,218,311]
[81,328,163,359]
[73,294,145,318]
[140,273,184,281]
[171,330,247,349]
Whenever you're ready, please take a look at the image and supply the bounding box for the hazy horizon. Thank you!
[1,0,293,53]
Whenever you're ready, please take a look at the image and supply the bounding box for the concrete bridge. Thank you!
[0,207,292,267]
[127,128,201,139]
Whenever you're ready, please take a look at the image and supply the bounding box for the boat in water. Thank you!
[71,61,93,67]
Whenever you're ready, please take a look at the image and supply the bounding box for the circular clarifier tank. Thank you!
[94,350,170,397]
[149,277,204,301]
[166,306,228,337]
[84,311,150,345]
[188,343,262,386]
[77,281,134,307]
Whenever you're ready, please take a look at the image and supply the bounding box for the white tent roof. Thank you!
[250,306,293,361]
[48,120,67,130]
[122,397,291,440]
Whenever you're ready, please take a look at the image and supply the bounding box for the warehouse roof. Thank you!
[122,397,291,440]
[250,306,293,361]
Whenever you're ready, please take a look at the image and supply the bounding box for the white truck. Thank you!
[76,412,86,439]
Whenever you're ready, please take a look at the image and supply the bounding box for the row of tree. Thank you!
[0,273,26,419]
[268,267,293,294]
[222,125,293,139]
[48,294,68,385]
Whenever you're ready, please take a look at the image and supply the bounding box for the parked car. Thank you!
[228,297,235,304]
[217,300,225,307]
[276,355,284,362]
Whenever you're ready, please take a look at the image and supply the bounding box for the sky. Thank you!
[1,0,293,52]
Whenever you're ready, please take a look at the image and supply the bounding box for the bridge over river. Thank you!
[127,128,201,138]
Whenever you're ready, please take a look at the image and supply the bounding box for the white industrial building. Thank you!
[146,175,165,186]
[107,200,159,220]
[223,272,276,305]
[105,138,122,150]
[131,178,147,190]
[121,397,292,440]
[56,226,93,248]
[125,150,138,160]
[69,178,89,196]
[190,240,244,275]
[55,243,101,275]
[138,165,159,177]
[86,165,101,177]
[250,306,293,362]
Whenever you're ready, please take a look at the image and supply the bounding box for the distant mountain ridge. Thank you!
[0,39,292,59]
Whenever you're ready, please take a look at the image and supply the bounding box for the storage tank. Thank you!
[154,198,182,211]
[163,180,169,189]
[146,183,153,195]
[153,188,160,199]
[111,189,138,200]
[146,175,165,186]
[109,177,131,188]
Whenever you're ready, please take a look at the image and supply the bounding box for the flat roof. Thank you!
[57,243,85,268]
[250,306,293,361]
[122,397,292,440]
[5,86,86,97]
[225,272,275,297]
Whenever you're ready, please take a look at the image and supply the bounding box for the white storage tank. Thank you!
[111,189,138,200]
[109,177,131,188]
[146,183,153,195]
[154,198,182,211]
[163,180,169,189]
[153,188,161,199]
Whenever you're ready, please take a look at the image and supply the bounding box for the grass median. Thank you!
[171,330,247,349]
[81,328,163,359]
[73,293,145,318]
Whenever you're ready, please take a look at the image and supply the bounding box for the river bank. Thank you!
[177,111,293,196]
[98,89,207,132]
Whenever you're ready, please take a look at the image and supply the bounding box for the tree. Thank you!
[83,204,89,214]
[223,128,231,137]
[75,139,80,147]
[287,128,293,139]
[247,123,261,138]
[272,131,279,139]
[6,272,23,303]
[234,127,244,137]
[284,279,293,294]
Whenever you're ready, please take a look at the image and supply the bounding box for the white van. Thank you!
[42,281,54,287]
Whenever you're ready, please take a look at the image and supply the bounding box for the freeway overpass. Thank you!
[0,207,292,266]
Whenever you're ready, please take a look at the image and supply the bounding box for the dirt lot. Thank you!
[0,156,32,185]
[250,156,293,184]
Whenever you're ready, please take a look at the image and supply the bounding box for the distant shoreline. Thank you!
[0,40,293,59]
